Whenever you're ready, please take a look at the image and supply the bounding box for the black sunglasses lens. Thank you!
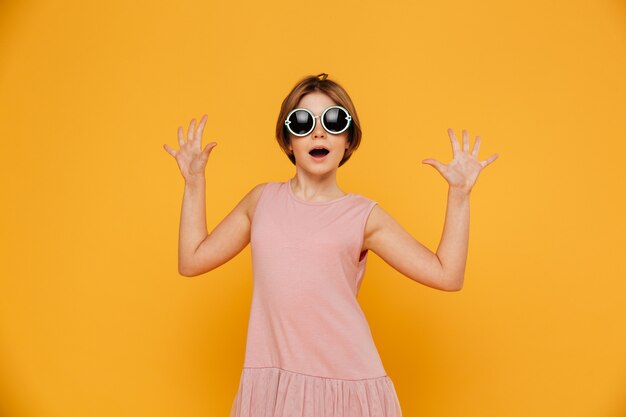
[323,108,349,133]
[287,110,313,135]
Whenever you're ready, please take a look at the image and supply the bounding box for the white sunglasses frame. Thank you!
[284,105,352,137]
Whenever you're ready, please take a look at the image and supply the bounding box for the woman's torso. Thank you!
[242,179,384,380]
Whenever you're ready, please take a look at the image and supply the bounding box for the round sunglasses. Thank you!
[284,106,352,137]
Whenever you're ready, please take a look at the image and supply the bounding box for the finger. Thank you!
[462,129,470,153]
[202,142,217,161]
[447,128,461,156]
[187,118,196,143]
[481,153,499,167]
[195,114,208,143]
[422,158,446,172]
[177,126,185,148]
[471,135,481,158]
[163,143,177,157]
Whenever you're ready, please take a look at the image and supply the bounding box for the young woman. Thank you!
[163,73,498,417]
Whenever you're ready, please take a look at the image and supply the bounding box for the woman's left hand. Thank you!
[422,128,499,193]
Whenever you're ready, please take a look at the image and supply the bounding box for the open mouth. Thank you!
[309,148,330,158]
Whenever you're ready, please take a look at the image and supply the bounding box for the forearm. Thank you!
[178,176,209,273]
[436,187,470,290]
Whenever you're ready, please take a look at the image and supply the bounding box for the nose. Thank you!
[312,116,325,138]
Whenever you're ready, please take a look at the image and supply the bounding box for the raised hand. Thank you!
[422,128,498,193]
[163,115,217,182]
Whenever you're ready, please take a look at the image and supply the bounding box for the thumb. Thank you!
[422,159,443,170]
[422,159,445,171]
[202,142,217,160]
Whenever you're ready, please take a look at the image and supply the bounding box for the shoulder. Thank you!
[362,202,395,252]
[245,182,271,222]
[347,193,380,247]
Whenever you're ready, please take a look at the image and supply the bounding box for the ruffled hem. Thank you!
[229,366,402,417]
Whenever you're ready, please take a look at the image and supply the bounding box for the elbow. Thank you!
[445,276,464,292]
[178,252,200,277]
[434,256,462,291]
[178,263,197,277]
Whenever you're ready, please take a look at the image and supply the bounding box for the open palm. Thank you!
[163,114,217,182]
[422,128,498,193]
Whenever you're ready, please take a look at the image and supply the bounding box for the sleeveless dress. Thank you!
[229,179,403,417]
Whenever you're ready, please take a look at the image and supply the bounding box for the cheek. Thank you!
[335,135,349,150]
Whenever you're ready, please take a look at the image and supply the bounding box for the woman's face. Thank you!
[287,91,349,172]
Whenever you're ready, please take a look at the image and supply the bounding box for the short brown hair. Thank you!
[275,73,362,167]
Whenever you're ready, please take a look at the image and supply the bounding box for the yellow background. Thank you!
[1,0,625,416]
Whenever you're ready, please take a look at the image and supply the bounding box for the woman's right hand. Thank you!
[163,114,218,182]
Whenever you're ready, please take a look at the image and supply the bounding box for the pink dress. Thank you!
[229,179,403,417]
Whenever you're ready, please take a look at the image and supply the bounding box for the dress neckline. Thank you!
[287,178,352,205]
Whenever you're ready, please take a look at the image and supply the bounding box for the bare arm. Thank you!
[363,204,456,291]
[164,114,268,277]
[363,188,468,291]
[435,188,470,290]
[179,182,265,277]
[363,128,498,292]
[162,114,215,275]
[177,176,209,275]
